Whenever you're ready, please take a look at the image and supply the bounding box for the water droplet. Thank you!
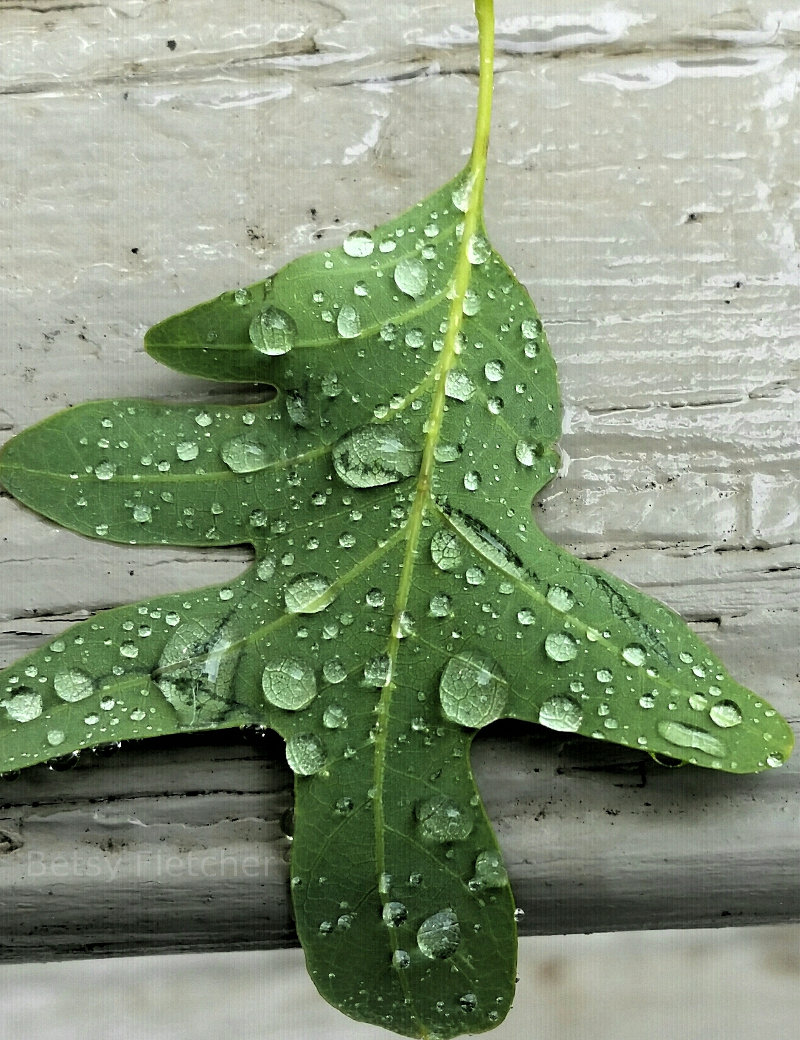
[54,669,94,702]
[154,616,240,725]
[47,730,66,747]
[439,651,507,728]
[515,440,538,467]
[256,556,277,582]
[405,328,425,349]
[363,655,392,688]
[766,752,785,768]
[333,425,421,488]
[323,704,348,729]
[120,641,139,659]
[94,460,115,480]
[484,359,504,382]
[444,511,526,581]
[382,901,408,927]
[463,471,481,492]
[176,441,199,462]
[416,797,473,842]
[261,659,317,711]
[517,609,535,626]
[337,304,361,339]
[596,668,613,684]
[657,721,726,758]
[195,411,213,427]
[444,370,475,402]
[462,289,481,316]
[459,993,478,1013]
[429,593,452,618]
[539,695,583,732]
[2,690,43,722]
[465,566,485,586]
[342,230,374,257]
[467,234,491,264]
[322,658,347,685]
[546,586,574,612]
[521,317,542,340]
[132,504,152,523]
[622,644,646,667]
[709,700,743,728]
[434,442,461,463]
[394,257,428,298]
[430,530,461,572]
[544,632,579,662]
[249,306,297,356]
[392,949,411,969]
[233,287,251,306]
[472,850,507,889]
[417,910,460,960]
[285,574,336,615]
[285,733,325,775]
[220,437,269,474]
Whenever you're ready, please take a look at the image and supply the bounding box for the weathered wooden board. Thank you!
[0,0,798,958]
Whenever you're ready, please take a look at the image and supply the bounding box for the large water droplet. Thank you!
[249,306,297,356]
[444,370,476,402]
[363,655,392,688]
[337,304,361,339]
[382,901,408,927]
[220,437,270,473]
[515,440,539,467]
[176,441,199,462]
[709,700,743,728]
[54,669,94,703]
[284,574,336,614]
[416,910,460,960]
[538,695,583,732]
[472,850,507,889]
[657,721,726,758]
[323,704,348,729]
[342,230,375,257]
[322,658,347,685]
[256,556,277,582]
[430,530,461,572]
[439,651,507,728]
[393,257,428,298]
[622,644,646,667]
[333,425,421,488]
[2,689,43,722]
[546,586,575,612]
[155,616,240,726]
[261,659,317,711]
[416,796,473,842]
[467,234,491,264]
[94,460,115,480]
[544,632,579,662]
[285,733,325,775]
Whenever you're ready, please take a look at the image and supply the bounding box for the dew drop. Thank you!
[256,556,277,582]
[467,234,491,264]
[323,704,348,729]
[416,910,461,960]
[416,796,473,842]
[333,425,421,488]
[709,700,743,728]
[155,616,240,726]
[176,441,199,462]
[195,411,213,427]
[439,651,507,728]
[94,460,115,480]
[657,721,726,758]
[337,304,362,339]
[444,370,476,402]
[517,609,535,626]
[363,655,392,688]
[342,230,374,258]
[220,437,270,474]
[544,631,578,662]
[322,658,347,685]
[430,530,461,572]
[132,504,152,523]
[120,642,139,659]
[484,359,504,382]
[261,659,317,711]
[429,593,452,618]
[472,850,507,889]
[285,574,336,615]
[622,644,646,667]
[2,690,43,722]
[54,669,94,703]
[521,317,542,340]
[538,695,583,733]
[285,733,325,776]
[463,470,481,492]
[47,730,66,747]
[393,257,428,299]
[515,440,538,467]
[382,901,408,927]
[546,585,574,612]
[249,306,297,356]
[392,950,411,970]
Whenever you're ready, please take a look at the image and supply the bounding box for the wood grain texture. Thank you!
[1,0,798,958]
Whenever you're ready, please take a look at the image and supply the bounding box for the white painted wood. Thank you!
[0,1,797,956]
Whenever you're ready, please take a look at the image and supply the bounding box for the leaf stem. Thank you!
[471,0,495,210]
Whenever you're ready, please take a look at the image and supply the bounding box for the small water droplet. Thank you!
[515,440,538,467]
[472,850,507,889]
[517,609,535,626]
[94,460,115,480]
[439,651,507,728]
[392,949,411,969]
[176,441,199,462]
[539,695,583,732]
[416,910,460,960]
[132,504,152,523]
[363,655,392,688]
[342,230,374,258]
[285,733,325,775]
[54,669,94,702]
[285,574,336,615]
[544,632,578,662]
[459,993,478,1013]
[195,411,213,427]
[484,359,504,382]
[382,901,408,927]
[262,659,317,710]
[323,703,348,729]
[322,658,347,685]
[249,306,297,356]
[120,642,139,659]
[47,729,66,747]
[463,471,481,492]
[429,593,452,618]
[256,556,277,582]
[393,257,428,298]
[709,700,743,728]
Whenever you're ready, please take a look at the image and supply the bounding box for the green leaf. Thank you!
[0,167,792,1038]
